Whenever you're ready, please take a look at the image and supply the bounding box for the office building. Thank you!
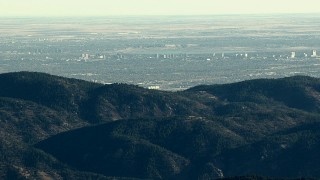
[311,50,317,57]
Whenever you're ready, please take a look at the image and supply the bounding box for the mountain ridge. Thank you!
[0,71,320,179]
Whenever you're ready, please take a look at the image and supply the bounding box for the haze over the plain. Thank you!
[0,0,320,16]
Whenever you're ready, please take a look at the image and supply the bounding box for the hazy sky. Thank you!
[0,0,319,16]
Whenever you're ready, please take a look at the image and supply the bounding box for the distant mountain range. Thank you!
[0,72,320,179]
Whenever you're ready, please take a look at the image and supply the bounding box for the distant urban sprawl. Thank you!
[0,15,320,90]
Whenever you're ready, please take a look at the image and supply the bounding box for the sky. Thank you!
[0,0,319,17]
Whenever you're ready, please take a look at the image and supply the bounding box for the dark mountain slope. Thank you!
[82,83,211,122]
[36,123,191,179]
[0,96,98,179]
[36,117,244,179]
[187,76,320,112]
[216,122,320,178]
[36,114,320,179]
[0,72,214,179]
[0,72,212,123]
[1,72,320,179]
[0,71,101,113]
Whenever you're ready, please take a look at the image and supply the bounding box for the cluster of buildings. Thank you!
[80,53,105,61]
[290,50,318,58]
[77,49,319,62]
[153,50,319,61]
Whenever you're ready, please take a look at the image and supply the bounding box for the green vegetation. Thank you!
[1,72,320,179]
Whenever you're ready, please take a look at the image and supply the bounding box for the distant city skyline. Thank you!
[0,0,320,17]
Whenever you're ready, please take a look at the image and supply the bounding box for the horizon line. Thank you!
[0,12,320,18]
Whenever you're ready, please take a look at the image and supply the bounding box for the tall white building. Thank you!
[311,50,317,57]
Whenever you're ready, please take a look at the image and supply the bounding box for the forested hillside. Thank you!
[1,72,320,179]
